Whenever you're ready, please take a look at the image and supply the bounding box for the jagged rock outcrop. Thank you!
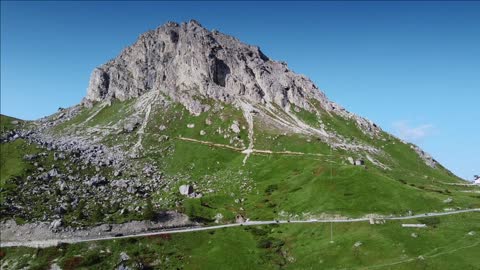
[411,144,437,168]
[85,20,327,113]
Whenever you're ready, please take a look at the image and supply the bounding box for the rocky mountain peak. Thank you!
[84,20,332,114]
[83,19,388,153]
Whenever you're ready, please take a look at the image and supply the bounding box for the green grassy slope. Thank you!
[0,139,39,187]
[0,139,42,222]
[0,114,23,133]
[4,100,478,225]
[133,101,479,220]
[2,100,479,269]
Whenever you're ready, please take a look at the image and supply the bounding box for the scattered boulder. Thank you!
[85,175,107,187]
[56,113,66,120]
[127,186,137,194]
[443,197,453,203]
[215,213,223,223]
[57,180,67,191]
[54,152,65,160]
[98,224,112,232]
[179,185,193,196]
[347,157,354,165]
[143,165,155,177]
[230,121,241,133]
[23,154,38,161]
[48,168,59,178]
[54,205,67,215]
[159,135,170,142]
[354,159,365,166]
[187,123,195,128]
[49,219,62,230]
[119,252,130,262]
[38,172,50,181]
[205,118,212,125]
[159,125,166,131]
[123,117,141,133]
[235,214,246,223]
[117,265,131,270]
[111,179,129,189]
[200,130,206,136]
[353,241,363,248]
[50,263,62,270]
[411,233,418,238]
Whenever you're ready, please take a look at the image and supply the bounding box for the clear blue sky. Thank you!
[1,1,479,180]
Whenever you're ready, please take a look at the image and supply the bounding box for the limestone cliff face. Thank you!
[84,20,334,113]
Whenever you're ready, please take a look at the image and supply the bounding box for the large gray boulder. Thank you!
[354,159,365,166]
[230,121,241,134]
[347,157,354,165]
[123,117,142,133]
[179,184,193,196]
[49,219,62,230]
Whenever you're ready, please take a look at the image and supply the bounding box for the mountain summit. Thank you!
[85,20,326,114]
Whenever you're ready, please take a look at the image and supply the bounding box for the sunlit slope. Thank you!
[20,99,477,224]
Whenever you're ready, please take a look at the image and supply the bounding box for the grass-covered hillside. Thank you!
[1,93,479,270]
[1,95,478,228]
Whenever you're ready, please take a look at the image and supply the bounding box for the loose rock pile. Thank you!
[1,121,171,228]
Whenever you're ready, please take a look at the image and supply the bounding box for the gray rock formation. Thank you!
[347,157,354,165]
[230,121,241,134]
[235,214,246,223]
[354,159,365,166]
[119,252,130,262]
[83,20,380,137]
[49,219,62,230]
[410,144,437,168]
[179,184,193,196]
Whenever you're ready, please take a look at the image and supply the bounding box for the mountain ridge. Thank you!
[1,20,477,233]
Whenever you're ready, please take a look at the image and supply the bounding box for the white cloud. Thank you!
[392,121,435,142]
